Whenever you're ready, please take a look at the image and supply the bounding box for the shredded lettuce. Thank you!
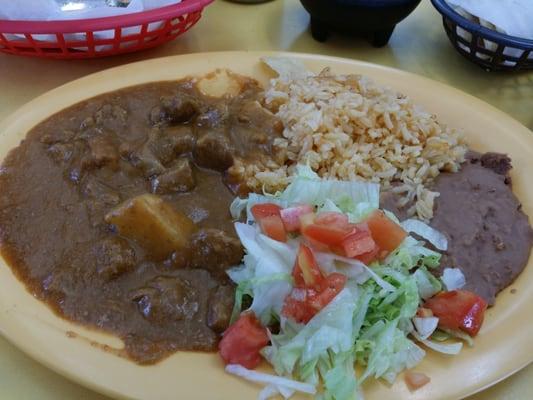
[228,223,296,324]
[230,165,379,225]
[412,332,463,355]
[317,199,343,214]
[353,267,425,384]
[413,267,442,300]
[314,252,369,283]
[441,268,466,291]
[440,328,474,347]
[385,236,442,270]
[400,219,448,251]
[224,162,468,400]
[226,364,316,396]
[413,317,439,340]
[320,351,357,400]
[258,384,294,400]
[264,286,359,376]
[279,165,379,215]
[230,273,293,324]
[359,318,425,384]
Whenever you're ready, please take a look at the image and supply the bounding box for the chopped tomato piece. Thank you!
[310,273,347,309]
[365,210,407,254]
[338,226,377,258]
[219,313,269,369]
[280,205,314,232]
[258,215,287,242]
[282,290,317,324]
[251,203,282,220]
[292,244,324,288]
[302,212,367,248]
[305,237,331,252]
[283,246,347,324]
[283,273,347,324]
[405,371,430,391]
[424,290,487,336]
[302,223,354,246]
[354,245,380,265]
[315,211,349,227]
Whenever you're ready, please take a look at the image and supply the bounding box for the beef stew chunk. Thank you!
[188,229,245,281]
[130,276,200,322]
[151,158,196,194]
[207,285,235,333]
[95,237,136,282]
[194,131,235,171]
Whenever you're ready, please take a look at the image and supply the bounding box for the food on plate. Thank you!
[0,56,531,399]
[222,165,497,399]
[231,57,468,221]
[404,370,430,391]
[431,153,533,305]
[424,290,487,336]
[104,194,197,260]
[0,73,283,364]
[381,151,533,305]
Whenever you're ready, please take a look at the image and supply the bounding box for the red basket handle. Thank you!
[0,0,213,33]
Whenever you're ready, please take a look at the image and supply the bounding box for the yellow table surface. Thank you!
[0,0,531,399]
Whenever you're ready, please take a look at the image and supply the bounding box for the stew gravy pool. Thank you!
[0,74,283,364]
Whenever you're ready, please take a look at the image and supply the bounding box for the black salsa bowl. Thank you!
[300,0,422,47]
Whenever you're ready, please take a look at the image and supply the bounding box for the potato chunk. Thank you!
[105,194,196,260]
[197,69,243,98]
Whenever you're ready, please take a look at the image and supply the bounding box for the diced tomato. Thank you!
[310,273,347,309]
[315,211,350,227]
[282,291,317,324]
[283,246,347,324]
[354,245,380,265]
[405,371,430,391]
[292,244,324,288]
[364,210,407,254]
[424,290,487,336]
[258,215,287,242]
[302,223,354,246]
[218,313,269,369]
[302,211,371,248]
[280,205,314,232]
[283,273,346,323]
[338,227,377,258]
[251,203,282,220]
[305,237,331,252]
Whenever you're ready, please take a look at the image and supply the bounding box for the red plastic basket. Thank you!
[0,0,213,59]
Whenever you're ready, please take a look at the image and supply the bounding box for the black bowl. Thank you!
[300,0,422,47]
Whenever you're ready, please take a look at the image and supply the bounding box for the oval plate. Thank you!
[0,52,532,400]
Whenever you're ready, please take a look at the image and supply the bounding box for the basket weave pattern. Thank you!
[0,0,212,59]
[431,0,533,71]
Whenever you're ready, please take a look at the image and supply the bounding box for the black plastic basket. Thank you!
[431,0,533,71]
